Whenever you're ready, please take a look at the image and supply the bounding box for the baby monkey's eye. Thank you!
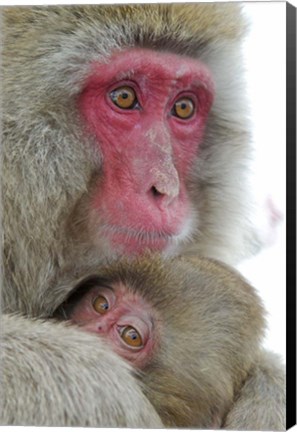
[110,86,138,109]
[93,295,109,314]
[120,326,143,348]
[173,97,195,119]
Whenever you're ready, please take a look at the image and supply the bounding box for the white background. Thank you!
[238,2,286,363]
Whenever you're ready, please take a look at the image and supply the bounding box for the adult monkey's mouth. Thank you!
[100,218,194,254]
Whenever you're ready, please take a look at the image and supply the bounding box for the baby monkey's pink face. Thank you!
[69,283,158,369]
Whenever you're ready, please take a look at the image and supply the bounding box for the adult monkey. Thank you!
[2,3,262,427]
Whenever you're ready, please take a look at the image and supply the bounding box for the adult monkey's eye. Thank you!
[110,86,138,109]
[173,97,195,119]
[93,295,109,314]
[120,326,143,348]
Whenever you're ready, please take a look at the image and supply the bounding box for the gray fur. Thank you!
[2,314,163,427]
[223,351,286,430]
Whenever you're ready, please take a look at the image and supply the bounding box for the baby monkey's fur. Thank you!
[58,255,285,429]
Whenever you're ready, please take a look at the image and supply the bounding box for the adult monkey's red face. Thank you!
[80,48,214,256]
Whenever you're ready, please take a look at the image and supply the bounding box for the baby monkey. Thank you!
[58,256,285,430]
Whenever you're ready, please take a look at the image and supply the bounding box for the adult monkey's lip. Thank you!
[101,224,171,254]
[100,218,194,255]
